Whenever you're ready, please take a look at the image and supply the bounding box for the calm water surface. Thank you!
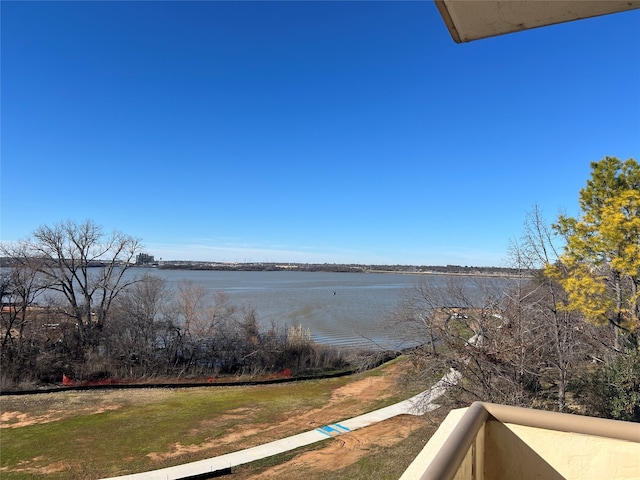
[131,269,506,350]
[16,266,513,350]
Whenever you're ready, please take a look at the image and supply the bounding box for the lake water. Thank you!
[4,265,513,350]
[130,269,510,350]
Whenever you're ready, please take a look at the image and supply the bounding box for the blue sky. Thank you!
[2,1,639,266]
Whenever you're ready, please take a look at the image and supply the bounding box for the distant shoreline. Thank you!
[0,257,535,277]
[366,269,532,278]
[137,261,533,277]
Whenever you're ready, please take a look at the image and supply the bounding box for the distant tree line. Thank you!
[132,261,523,276]
[156,262,367,273]
[0,221,373,391]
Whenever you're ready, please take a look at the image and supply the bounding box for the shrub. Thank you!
[583,347,640,422]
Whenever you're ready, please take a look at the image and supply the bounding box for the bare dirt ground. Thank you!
[234,415,431,479]
[1,359,443,478]
[1,388,176,429]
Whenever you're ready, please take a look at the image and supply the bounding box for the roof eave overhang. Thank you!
[435,0,640,43]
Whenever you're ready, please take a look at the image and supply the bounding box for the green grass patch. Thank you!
[1,360,407,479]
[1,382,335,478]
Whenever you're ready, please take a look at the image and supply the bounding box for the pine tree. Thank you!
[548,157,639,345]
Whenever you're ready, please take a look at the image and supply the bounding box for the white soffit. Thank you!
[435,1,640,43]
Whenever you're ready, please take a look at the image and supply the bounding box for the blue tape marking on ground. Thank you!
[317,425,344,437]
[333,423,350,432]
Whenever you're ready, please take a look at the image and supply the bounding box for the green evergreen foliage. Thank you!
[589,347,640,422]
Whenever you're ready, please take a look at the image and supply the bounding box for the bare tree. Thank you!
[393,274,537,407]
[507,206,603,412]
[2,220,142,348]
[106,274,171,376]
[171,281,236,374]
[395,206,603,412]
[1,263,46,350]
[0,263,51,384]
[393,246,598,412]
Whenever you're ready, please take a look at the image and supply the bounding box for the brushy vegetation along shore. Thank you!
[0,357,426,480]
[1,253,394,393]
[0,350,398,395]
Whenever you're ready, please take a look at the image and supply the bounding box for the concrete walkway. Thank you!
[101,369,461,480]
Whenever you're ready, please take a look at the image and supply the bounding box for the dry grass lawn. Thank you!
[0,358,445,479]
